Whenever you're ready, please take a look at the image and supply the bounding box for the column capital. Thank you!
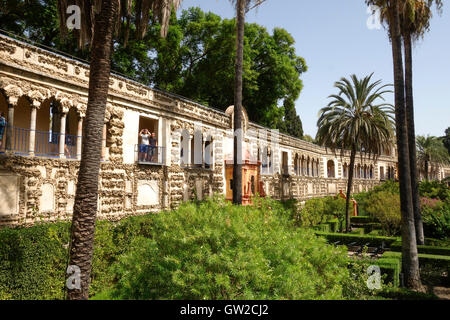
[28,90,46,109]
[4,84,23,106]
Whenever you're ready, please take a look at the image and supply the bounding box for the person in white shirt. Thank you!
[139,129,151,161]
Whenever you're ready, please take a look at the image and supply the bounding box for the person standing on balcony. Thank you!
[139,129,150,162]
[149,132,158,162]
[0,112,6,150]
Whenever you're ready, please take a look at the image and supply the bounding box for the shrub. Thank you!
[375,258,401,288]
[0,223,70,300]
[419,180,450,202]
[109,197,362,300]
[390,240,450,256]
[420,197,450,240]
[350,216,378,224]
[365,191,401,236]
[323,197,347,231]
[315,231,398,247]
[295,197,329,227]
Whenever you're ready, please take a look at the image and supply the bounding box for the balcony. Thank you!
[0,126,80,159]
[135,145,165,165]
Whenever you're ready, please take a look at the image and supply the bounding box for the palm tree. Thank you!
[365,0,422,290]
[416,135,450,180]
[57,0,182,300]
[230,0,265,204]
[401,0,442,246]
[316,74,394,233]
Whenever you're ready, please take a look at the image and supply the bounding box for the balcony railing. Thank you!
[135,145,165,165]
[0,126,80,159]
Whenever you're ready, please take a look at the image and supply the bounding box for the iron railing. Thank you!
[1,126,80,159]
[135,145,165,165]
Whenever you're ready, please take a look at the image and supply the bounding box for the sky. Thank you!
[179,0,450,138]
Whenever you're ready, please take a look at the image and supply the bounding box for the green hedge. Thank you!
[350,216,378,224]
[375,258,401,288]
[0,214,158,300]
[313,224,331,233]
[315,231,399,247]
[350,228,365,235]
[327,219,340,233]
[390,240,450,257]
[382,251,450,269]
[363,223,383,234]
[0,223,70,300]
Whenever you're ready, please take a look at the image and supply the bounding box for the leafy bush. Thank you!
[419,180,450,202]
[420,197,450,240]
[294,197,346,232]
[0,223,70,300]
[365,191,401,236]
[109,197,365,300]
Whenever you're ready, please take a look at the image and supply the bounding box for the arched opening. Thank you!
[191,130,203,167]
[205,135,213,169]
[35,99,55,157]
[343,163,349,179]
[327,160,335,178]
[180,129,190,166]
[261,146,269,174]
[311,159,315,177]
[363,164,368,179]
[64,107,79,159]
[294,154,299,175]
[370,165,374,179]
[356,164,361,179]
[301,155,305,176]
[10,96,31,154]
[316,159,320,177]
[307,156,311,176]
[380,166,385,180]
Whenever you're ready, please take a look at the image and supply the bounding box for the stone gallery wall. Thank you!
[0,34,404,227]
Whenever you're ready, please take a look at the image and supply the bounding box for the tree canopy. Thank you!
[0,3,307,138]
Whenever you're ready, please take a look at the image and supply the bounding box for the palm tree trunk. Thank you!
[66,0,119,300]
[345,145,356,233]
[390,0,421,290]
[404,32,424,245]
[425,159,429,180]
[233,0,245,205]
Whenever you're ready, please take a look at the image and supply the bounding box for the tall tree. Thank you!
[366,0,422,290]
[443,127,450,154]
[401,0,442,245]
[230,0,265,205]
[416,135,450,180]
[57,0,182,300]
[281,98,304,139]
[316,74,394,233]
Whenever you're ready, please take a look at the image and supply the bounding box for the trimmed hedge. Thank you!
[382,251,450,269]
[313,224,331,233]
[350,228,365,235]
[315,231,399,247]
[375,258,401,288]
[363,223,382,234]
[327,219,340,233]
[350,216,378,224]
[390,240,450,257]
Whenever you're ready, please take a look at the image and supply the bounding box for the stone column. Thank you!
[76,116,83,160]
[5,103,15,151]
[59,112,67,158]
[28,105,38,156]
